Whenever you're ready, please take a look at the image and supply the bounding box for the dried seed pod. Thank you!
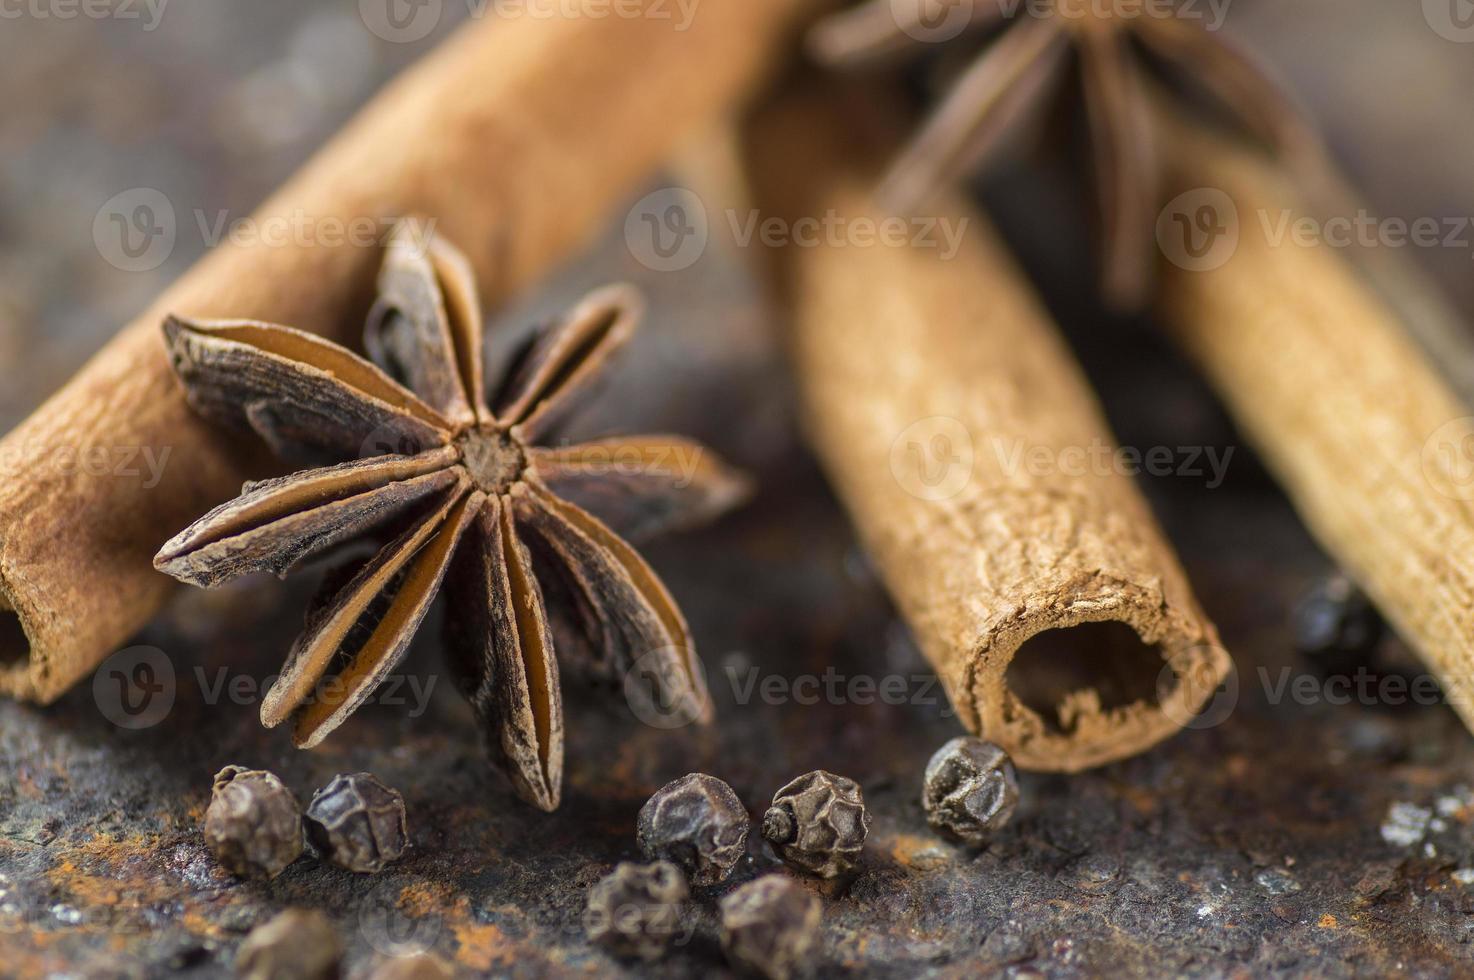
[153,261,741,815]
[235,909,341,980]
[304,773,408,873]
[921,737,1020,845]
[761,771,870,878]
[585,860,689,961]
[203,766,303,880]
[636,773,750,886]
[719,875,821,980]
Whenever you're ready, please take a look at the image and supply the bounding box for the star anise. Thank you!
[154,222,749,811]
[810,0,1325,309]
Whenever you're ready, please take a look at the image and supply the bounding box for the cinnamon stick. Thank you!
[0,0,822,703]
[742,85,1230,771]
[1157,114,1474,728]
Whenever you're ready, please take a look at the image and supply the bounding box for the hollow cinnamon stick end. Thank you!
[0,582,55,703]
[959,587,1231,772]
[0,555,176,705]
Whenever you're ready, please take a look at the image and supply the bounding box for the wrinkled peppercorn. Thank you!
[304,773,408,873]
[720,875,821,980]
[235,909,341,980]
[1292,573,1383,676]
[921,737,1019,845]
[585,861,689,960]
[365,952,455,980]
[637,773,750,886]
[761,771,870,878]
[204,766,303,880]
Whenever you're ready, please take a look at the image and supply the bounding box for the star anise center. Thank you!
[154,227,743,814]
[456,425,526,494]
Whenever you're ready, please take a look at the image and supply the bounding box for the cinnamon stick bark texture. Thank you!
[742,87,1230,771]
[1157,117,1474,731]
[0,0,822,703]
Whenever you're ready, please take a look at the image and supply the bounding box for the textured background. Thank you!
[4,1,1474,976]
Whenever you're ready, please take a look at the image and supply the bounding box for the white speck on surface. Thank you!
[1381,802,1432,847]
[1437,786,1474,817]
[1452,869,1474,886]
[50,903,82,925]
[1255,869,1303,895]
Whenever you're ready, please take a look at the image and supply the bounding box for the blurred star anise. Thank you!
[155,223,749,810]
[811,0,1325,309]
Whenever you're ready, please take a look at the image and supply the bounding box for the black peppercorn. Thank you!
[921,736,1019,845]
[235,908,341,980]
[761,771,870,878]
[203,766,303,880]
[1292,573,1383,676]
[304,772,408,874]
[585,860,689,961]
[637,773,750,886]
[365,952,455,980]
[720,875,821,980]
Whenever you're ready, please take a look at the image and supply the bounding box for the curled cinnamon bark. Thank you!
[0,0,821,703]
[1156,112,1474,733]
[741,83,1230,770]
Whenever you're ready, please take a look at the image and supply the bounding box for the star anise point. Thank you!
[814,0,1326,309]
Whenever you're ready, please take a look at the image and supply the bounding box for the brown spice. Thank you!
[740,81,1230,770]
[364,954,455,980]
[155,226,745,811]
[235,909,341,980]
[762,771,870,878]
[719,875,821,980]
[637,773,750,886]
[304,772,409,874]
[203,766,304,880]
[921,737,1019,845]
[1156,110,1474,740]
[585,861,690,961]
[810,0,1324,309]
[0,0,823,706]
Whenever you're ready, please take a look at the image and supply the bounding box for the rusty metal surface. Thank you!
[5,2,1474,977]
[12,430,1474,980]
